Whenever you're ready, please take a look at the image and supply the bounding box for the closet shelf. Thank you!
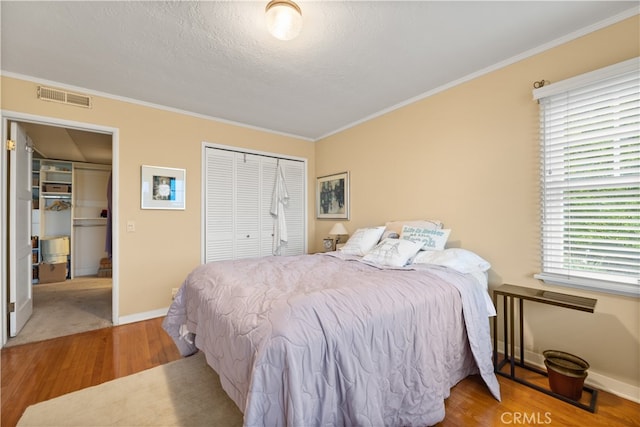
[42,193,72,198]
[73,218,107,227]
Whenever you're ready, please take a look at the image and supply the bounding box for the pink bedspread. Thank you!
[163,253,500,426]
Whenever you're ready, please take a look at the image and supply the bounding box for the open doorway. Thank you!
[3,117,116,347]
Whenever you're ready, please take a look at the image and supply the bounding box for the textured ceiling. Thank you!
[1,1,637,141]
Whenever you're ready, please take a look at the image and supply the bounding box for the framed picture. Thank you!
[316,171,349,219]
[141,165,186,210]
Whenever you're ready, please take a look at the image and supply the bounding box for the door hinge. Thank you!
[8,302,15,313]
[6,139,16,151]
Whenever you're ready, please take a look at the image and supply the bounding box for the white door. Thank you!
[204,148,234,262]
[204,147,307,263]
[234,153,261,259]
[260,158,278,257]
[280,159,305,255]
[9,122,34,336]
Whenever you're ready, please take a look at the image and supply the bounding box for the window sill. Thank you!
[534,273,639,299]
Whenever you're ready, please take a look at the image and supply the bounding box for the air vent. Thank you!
[37,86,91,108]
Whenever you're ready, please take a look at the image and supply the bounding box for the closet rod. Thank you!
[206,147,304,163]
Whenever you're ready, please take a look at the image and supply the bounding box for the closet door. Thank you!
[234,153,261,259]
[281,159,305,256]
[205,149,234,262]
[259,158,305,257]
[204,147,306,263]
[260,158,278,257]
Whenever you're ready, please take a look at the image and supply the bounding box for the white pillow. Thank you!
[400,226,451,251]
[411,248,491,274]
[362,238,424,267]
[381,219,442,240]
[339,226,385,256]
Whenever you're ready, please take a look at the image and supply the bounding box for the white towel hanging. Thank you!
[270,163,289,255]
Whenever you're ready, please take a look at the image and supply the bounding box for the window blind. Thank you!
[533,58,640,297]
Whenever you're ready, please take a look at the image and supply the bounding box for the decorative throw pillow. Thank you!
[362,238,424,267]
[412,248,491,274]
[400,226,450,251]
[381,219,442,240]
[339,226,386,256]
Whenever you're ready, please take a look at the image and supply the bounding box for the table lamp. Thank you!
[329,222,349,249]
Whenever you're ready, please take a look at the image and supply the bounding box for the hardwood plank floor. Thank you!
[2,318,638,426]
[1,317,181,427]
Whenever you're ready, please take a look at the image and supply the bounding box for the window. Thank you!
[533,57,639,297]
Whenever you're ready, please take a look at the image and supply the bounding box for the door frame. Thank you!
[0,110,120,347]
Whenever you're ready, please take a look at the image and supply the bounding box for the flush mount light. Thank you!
[265,0,302,41]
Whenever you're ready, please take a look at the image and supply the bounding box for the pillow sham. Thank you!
[362,238,424,267]
[400,226,450,251]
[381,219,442,240]
[339,226,386,256]
[411,248,491,274]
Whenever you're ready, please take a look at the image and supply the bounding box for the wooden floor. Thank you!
[2,318,638,427]
[1,317,181,427]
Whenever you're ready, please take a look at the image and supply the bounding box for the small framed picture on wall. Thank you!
[141,165,186,210]
[316,171,349,219]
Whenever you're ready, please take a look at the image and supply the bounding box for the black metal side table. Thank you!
[493,283,598,412]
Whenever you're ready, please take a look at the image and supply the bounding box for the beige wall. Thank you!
[2,14,638,397]
[1,76,315,317]
[315,16,640,395]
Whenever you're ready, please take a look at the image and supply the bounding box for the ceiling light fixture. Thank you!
[265,0,302,41]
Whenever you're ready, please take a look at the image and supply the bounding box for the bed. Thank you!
[163,234,501,426]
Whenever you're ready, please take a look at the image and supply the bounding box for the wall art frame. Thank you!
[141,165,186,210]
[316,171,349,219]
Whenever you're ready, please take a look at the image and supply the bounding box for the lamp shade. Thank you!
[329,223,349,236]
[265,0,302,41]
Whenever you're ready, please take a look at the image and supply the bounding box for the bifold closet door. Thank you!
[259,158,278,257]
[234,153,261,259]
[279,159,305,256]
[204,149,234,262]
[204,148,306,263]
[258,157,305,257]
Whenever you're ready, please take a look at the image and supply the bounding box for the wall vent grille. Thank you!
[37,86,91,108]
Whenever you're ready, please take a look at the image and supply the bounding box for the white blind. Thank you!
[534,58,640,297]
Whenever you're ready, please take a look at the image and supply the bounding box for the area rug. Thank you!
[17,352,244,426]
[6,277,112,347]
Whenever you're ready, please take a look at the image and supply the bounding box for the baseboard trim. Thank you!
[118,307,168,326]
[497,340,640,404]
